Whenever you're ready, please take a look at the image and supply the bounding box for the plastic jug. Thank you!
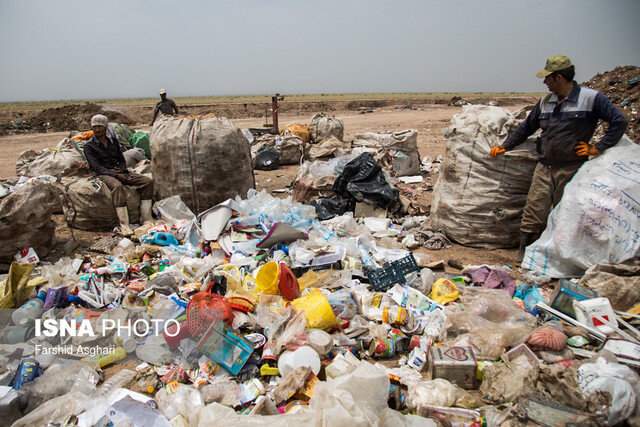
[573,297,618,335]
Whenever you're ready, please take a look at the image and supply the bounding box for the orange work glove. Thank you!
[490,147,506,157]
[575,142,599,157]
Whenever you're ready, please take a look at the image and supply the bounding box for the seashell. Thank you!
[527,326,567,351]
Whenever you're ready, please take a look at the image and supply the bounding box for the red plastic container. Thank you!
[278,263,301,301]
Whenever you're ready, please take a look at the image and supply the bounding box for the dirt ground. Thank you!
[1,104,530,271]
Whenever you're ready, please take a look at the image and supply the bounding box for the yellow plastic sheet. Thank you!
[218,264,258,304]
[0,263,35,309]
[282,124,311,144]
[429,278,460,305]
[291,289,337,330]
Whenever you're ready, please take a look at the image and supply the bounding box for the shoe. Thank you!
[115,206,133,236]
[140,199,153,224]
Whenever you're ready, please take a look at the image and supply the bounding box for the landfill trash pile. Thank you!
[27,103,134,133]
[430,105,538,248]
[583,65,640,143]
[1,180,639,426]
[248,113,421,179]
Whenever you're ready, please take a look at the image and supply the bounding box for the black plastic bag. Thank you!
[333,152,399,208]
[311,195,354,220]
[254,147,280,170]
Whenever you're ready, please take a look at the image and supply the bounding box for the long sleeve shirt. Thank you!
[502,82,628,166]
[83,135,127,176]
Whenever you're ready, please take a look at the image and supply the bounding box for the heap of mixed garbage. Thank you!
[1,106,639,427]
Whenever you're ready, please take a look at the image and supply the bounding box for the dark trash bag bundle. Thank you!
[333,152,399,207]
[312,153,399,220]
[254,147,280,171]
[311,195,354,221]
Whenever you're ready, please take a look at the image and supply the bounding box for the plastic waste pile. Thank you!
[1,186,640,426]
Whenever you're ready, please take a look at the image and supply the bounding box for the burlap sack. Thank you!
[61,176,140,230]
[0,180,59,261]
[310,113,344,143]
[352,130,421,176]
[16,138,88,177]
[151,116,255,214]
[431,105,537,248]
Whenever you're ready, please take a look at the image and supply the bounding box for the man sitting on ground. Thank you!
[84,114,154,234]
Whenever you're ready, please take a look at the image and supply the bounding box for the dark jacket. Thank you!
[154,98,178,115]
[84,135,127,176]
[502,83,628,166]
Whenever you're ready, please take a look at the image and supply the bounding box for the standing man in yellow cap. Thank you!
[149,88,179,126]
[490,55,628,256]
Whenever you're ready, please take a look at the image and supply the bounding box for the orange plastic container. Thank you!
[278,263,301,301]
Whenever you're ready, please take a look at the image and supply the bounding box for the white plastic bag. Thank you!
[523,136,640,277]
[578,357,640,425]
[156,384,204,426]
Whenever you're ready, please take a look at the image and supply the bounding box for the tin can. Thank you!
[382,306,408,326]
[11,358,41,390]
[369,337,396,358]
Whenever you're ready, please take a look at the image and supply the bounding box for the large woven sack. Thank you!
[310,113,344,143]
[431,105,538,248]
[109,122,133,148]
[277,136,304,165]
[352,129,421,176]
[306,136,351,161]
[61,176,140,230]
[0,180,59,262]
[16,138,88,177]
[151,116,255,214]
[523,136,640,277]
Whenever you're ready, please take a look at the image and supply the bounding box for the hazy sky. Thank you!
[1,0,638,102]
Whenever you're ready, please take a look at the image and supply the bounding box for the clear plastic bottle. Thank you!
[11,298,44,326]
[96,368,137,397]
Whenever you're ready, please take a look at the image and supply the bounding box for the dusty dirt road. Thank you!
[1,104,529,270]
[0,106,457,178]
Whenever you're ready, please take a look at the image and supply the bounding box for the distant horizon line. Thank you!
[0,90,545,106]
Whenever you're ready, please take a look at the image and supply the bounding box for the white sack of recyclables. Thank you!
[523,135,640,278]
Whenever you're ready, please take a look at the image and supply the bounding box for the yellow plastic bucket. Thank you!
[256,261,280,295]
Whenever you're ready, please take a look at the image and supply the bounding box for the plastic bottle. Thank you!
[114,331,137,353]
[96,368,137,397]
[83,347,127,368]
[11,298,44,326]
